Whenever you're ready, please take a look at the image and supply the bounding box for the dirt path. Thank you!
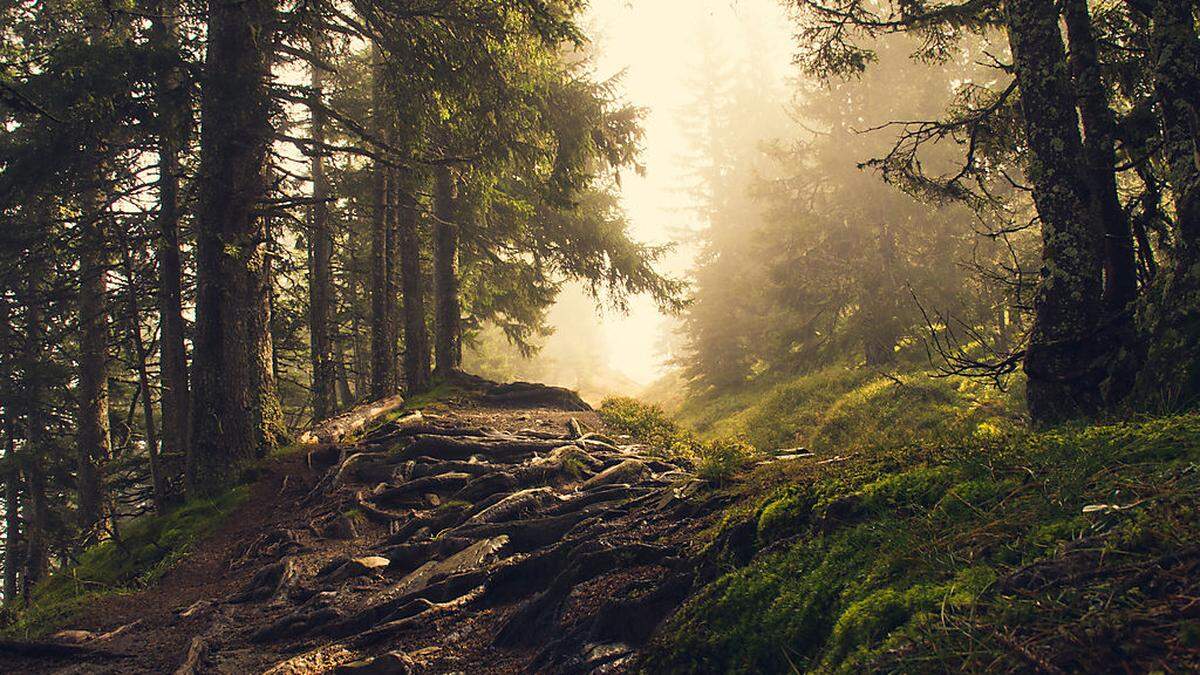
[2,389,726,674]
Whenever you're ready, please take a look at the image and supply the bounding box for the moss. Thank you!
[647,369,1200,673]
[758,487,817,544]
[2,486,248,638]
[856,465,956,512]
[674,361,1023,453]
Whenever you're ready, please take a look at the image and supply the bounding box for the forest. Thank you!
[1,0,1199,673]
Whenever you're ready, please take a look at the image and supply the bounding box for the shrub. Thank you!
[695,437,758,484]
[600,396,754,480]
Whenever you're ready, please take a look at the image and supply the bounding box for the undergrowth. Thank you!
[672,362,1024,452]
[1,486,248,638]
[635,363,1200,673]
[599,396,757,483]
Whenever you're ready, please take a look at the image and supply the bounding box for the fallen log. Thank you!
[298,395,406,445]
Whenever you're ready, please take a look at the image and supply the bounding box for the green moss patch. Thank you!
[646,412,1200,673]
[2,486,248,638]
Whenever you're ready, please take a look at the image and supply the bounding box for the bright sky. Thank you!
[578,0,796,386]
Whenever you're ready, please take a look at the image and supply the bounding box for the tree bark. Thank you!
[369,47,397,399]
[77,185,110,534]
[22,457,47,595]
[0,286,20,601]
[334,336,355,407]
[1062,0,1138,311]
[258,185,286,454]
[433,164,462,376]
[1129,0,1200,409]
[307,32,336,421]
[397,169,431,393]
[188,0,280,494]
[861,224,899,367]
[1147,0,1200,260]
[150,0,191,474]
[21,283,48,593]
[1005,0,1108,424]
[3,406,20,603]
[386,167,401,387]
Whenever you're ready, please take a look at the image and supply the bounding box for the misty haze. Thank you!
[2,0,1199,673]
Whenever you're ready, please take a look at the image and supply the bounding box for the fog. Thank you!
[466,0,796,398]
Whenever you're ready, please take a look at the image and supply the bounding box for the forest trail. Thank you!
[2,381,725,674]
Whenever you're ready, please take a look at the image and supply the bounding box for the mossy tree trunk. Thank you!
[433,164,462,376]
[396,167,432,393]
[1005,0,1108,424]
[1062,0,1138,313]
[188,0,281,494]
[368,46,398,400]
[1131,0,1200,409]
[307,31,336,421]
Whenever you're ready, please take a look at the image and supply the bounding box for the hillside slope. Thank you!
[625,366,1200,673]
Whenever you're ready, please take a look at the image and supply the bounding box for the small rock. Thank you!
[51,629,95,643]
[322,515,359,540]
[176,599,213,619]
[581,459,648,490]
[330,555,390,582]
[334,651,415,674]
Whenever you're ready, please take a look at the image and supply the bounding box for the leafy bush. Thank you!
[599,396,693,455]
[695,437,758,484]
[600,396,756,480]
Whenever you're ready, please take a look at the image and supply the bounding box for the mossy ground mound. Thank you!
[633,366,1200,673]
[2,487,247,638]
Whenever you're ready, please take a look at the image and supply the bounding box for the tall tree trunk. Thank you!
[151,0,191,468]
[349,254,369,401]
[397,168,431,393]
[368,48,397,399]
[386,167,400,386]
[258,186,286,453]
[1063,0,1138,312]
[21,282,48,593]
[307,32,336,421]
[0,288,20,602]
[22,458,47,596]
[3,404,20,603]
[433,164,462,376]
[188,0,280,494]
[862,224,899,367]
[1005,0,1108,425]
[123,250,167,512]
[334,336,354,407]
[1148,0,1200,259]
[1130,0,1200,409]
[77,185,110,534]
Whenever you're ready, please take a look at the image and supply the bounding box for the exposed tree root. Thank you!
[175,399,720,672]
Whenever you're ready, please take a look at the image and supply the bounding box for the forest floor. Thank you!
[0,379,724,674]
[7,369,1200,674]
